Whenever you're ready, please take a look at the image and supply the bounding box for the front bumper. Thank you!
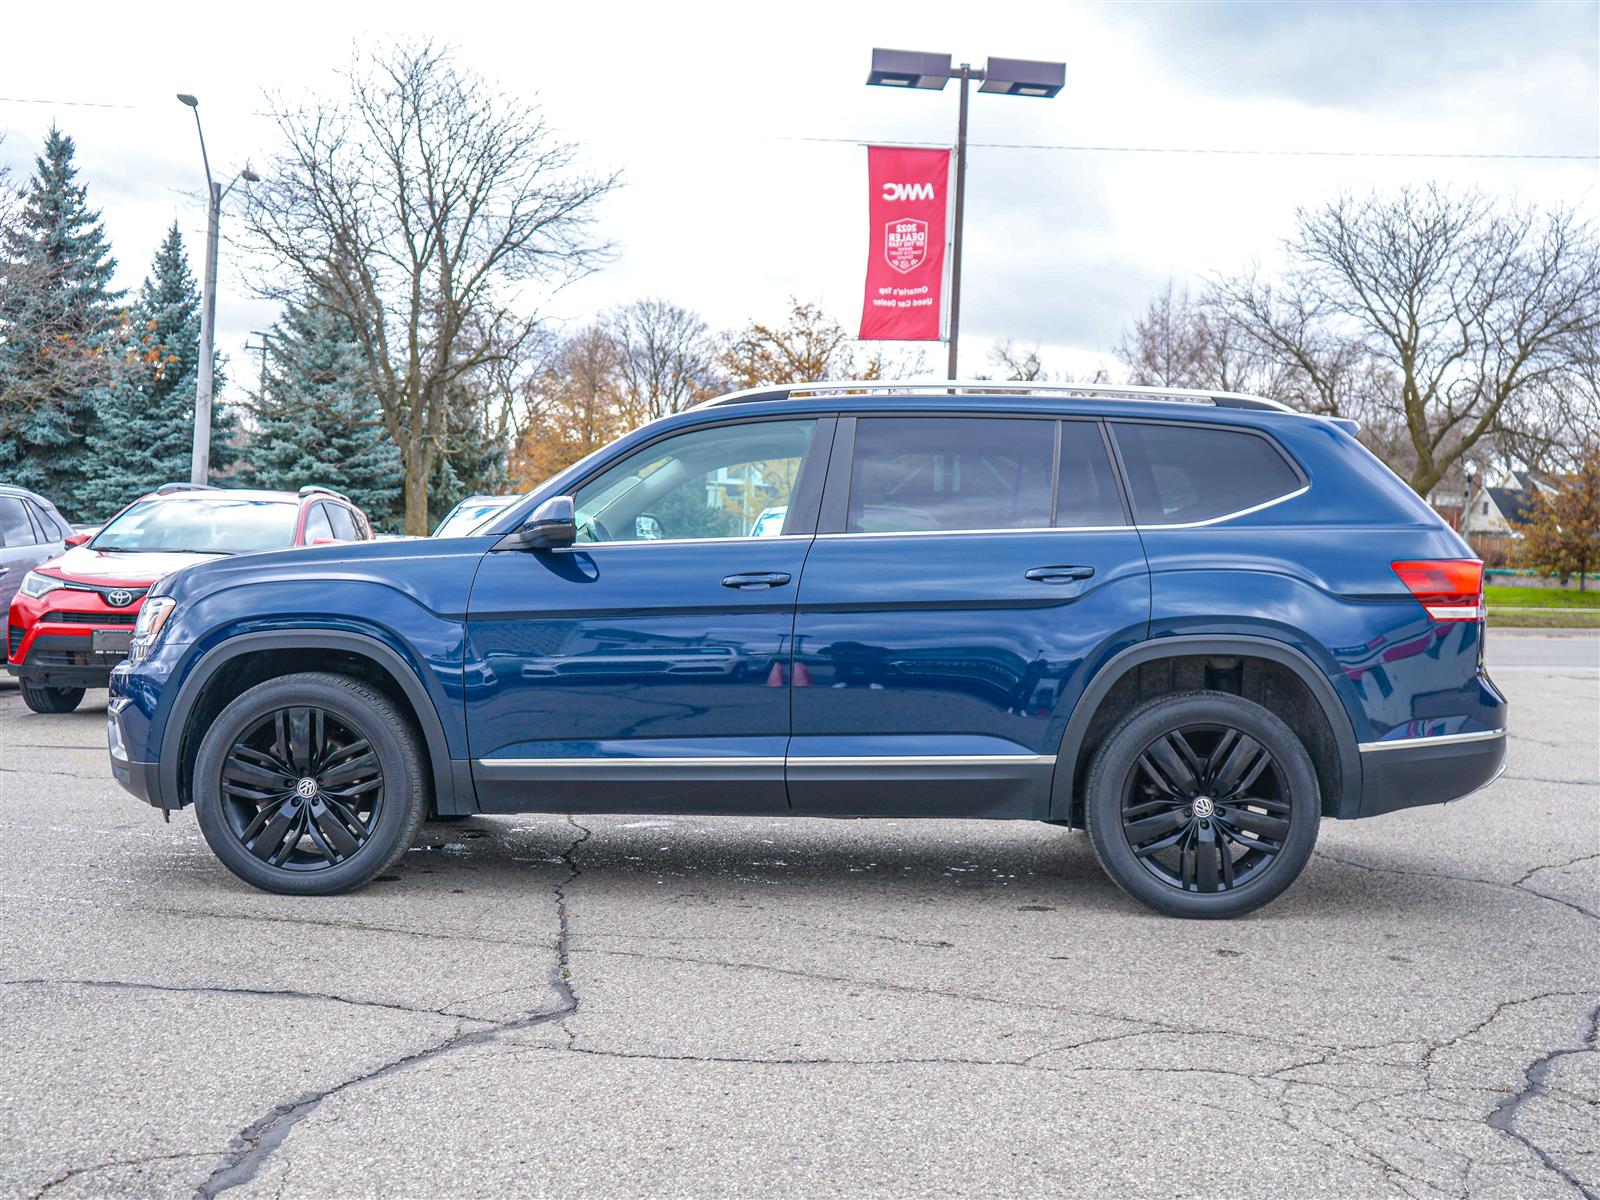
[7,632,124,687]
[107,694,164,808]
[1357,729,1508,818]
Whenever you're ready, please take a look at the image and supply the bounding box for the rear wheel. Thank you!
[1085,690,1320,918]
[20,682,85,714]
[193,672,428,895]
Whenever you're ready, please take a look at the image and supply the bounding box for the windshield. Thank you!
[433,499,515,537]
[92,498,300,554]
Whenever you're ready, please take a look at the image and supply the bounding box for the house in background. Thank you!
[1462,471,1558,563]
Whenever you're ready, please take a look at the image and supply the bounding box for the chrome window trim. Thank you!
[562,533,814,550]
[814,525,1125,540]
[1357,728,1506,753]
[1132,485,1311,530]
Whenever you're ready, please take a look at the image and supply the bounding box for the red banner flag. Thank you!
[859,145,950,341]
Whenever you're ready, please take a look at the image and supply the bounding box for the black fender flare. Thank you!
[1048,634,1362,821]
[157,629,474,814]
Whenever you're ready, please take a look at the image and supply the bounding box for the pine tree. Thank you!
[0,127,125,516]
[241,298,403,529]
[77,222,233,517]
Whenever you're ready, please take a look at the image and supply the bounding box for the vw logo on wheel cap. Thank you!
[105,589,135,608]
[295,777,318,800]
[1192,795,1216,818]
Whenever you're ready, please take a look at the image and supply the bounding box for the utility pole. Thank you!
[947,64,972,380]
[868,51,1065,380]
[246,330,277,406]
[177,94,258,485]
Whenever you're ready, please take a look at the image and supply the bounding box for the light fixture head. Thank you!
[241,165,261,183]
[176,93,199,108]
[977,57,1065,98]
[867,48,953,90]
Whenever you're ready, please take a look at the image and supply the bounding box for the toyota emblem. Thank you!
[106,589,135,608]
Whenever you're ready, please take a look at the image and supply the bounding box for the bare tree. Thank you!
[606,298,718,421]
[242,41,619,533]
[988,339,1046,381]
[1214,187,1600,496]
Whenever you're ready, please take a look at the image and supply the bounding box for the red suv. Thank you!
[7,484,374,713]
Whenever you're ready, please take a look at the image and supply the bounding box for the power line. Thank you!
[779,135,1599,161]
[0,95,139,110]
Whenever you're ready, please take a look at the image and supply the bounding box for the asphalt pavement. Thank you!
[1,634,1596,1199]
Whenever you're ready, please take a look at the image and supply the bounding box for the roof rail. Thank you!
[694,379,1298,415]
[154,482,221,494]
[298,484,352,503]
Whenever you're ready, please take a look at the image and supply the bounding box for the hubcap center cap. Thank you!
[295,777,318,800]
[1191,795,1215,819]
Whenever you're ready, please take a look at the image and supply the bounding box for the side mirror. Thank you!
[511,496,577,551]
[65,533,90,548]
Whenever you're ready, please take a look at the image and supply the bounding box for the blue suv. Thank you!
[107,382,1507,917]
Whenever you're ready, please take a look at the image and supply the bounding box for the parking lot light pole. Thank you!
[177,94,258,485]
[867,50,1065,379]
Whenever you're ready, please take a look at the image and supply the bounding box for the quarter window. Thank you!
[573,419,817,543]
[847,417,1052,533]
[1110,422,1303,525]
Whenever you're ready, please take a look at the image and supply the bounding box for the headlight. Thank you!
[19,571,66,599]
[132,596,177,641]
[128,596,178,665]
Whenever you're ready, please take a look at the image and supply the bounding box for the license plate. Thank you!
[93,629,133,656]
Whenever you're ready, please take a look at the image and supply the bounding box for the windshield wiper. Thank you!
[159,548,234,556]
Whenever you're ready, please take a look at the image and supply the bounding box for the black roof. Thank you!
[1487,486,1537,525]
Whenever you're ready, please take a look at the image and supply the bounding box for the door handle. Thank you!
[721,572,792,591]
[1025,565,1095,584]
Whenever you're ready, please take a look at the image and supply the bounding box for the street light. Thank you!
[176,93,258,485]
[868,48,1065,379]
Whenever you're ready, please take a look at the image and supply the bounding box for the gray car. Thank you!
[0,485,72,612]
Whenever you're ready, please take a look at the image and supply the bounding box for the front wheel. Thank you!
[1084,690,1320,918]
[192,672,428,895]
[20,681,85,714]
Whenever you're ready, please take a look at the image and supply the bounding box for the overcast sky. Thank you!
[3,0,1596,390]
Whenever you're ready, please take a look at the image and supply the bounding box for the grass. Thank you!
[1488,609,1600,629]
[1484,584,1600,610]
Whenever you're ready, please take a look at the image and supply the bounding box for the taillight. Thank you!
[1391,559,1485,622]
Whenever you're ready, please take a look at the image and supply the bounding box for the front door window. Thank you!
[572,419,817,543]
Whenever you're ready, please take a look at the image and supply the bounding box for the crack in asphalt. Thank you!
[1486,1000,1600,1200]
[0,977,497,1021]
[30,1152,221,1199]
[190,818,592,1199]
[1314,851,1600,923]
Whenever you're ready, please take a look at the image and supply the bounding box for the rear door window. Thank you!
[303,504,335,543]
[847,417,1052,533]
[1056,422,1127,527]
[1110,422,1303,525]
[326,505,358,541]
[0,497,35,547]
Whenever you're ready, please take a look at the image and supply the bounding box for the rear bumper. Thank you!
[1357,729,1507,818]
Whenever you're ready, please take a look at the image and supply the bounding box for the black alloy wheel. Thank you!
[193,672,427,895]
[1084,690,1320,918]
[218,706,385,871]
[1119,724,1289,894]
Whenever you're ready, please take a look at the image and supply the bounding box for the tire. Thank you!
[192,672,429,895]
[1084,690,1320,919]
[20,682,85,714]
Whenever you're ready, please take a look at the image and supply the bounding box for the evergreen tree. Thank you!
[241,298,403,529]
[77,222,233,517]
[0,127,125,515]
